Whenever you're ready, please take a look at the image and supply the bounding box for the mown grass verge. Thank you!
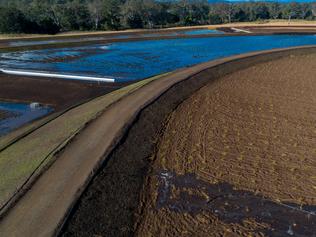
[0,73,168,212]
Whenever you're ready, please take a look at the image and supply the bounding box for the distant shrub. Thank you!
[35,18,60,34]
[0,7,60,34]
[0,7,28,33]
[209,14,222,25]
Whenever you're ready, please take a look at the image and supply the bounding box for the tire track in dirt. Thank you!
[137,53,316,236]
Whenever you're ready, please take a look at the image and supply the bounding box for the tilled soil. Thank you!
[61,50,316,237]
[0,74,128,110]
[137,54,316,236]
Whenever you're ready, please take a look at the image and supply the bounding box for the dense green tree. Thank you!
[213,3,234,23]
[0,7,28,33]
[62,2,92,30]
[24,2,60,33]
[233,8,248,22]
[269,2,282,19]
[121,0,144,28]
[208,13,222,24]
[103,0,121,30]
[254,3,270,19]
[0,0,315,34]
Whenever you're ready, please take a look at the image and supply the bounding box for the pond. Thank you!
[1,34,316,82]
[0,102,53,136]
[182,29,223,35]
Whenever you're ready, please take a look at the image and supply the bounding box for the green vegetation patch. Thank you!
[0,73,167,210]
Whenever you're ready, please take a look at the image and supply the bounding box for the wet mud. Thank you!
[0,74,128,111]
[243,26,316,34]
[156,171,316,236]
[0,29,226,52]
[219,26,316,35]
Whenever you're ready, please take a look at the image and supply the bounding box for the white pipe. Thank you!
[231,28,252,34]
[0,68,115,83]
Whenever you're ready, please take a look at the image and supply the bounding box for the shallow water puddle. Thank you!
[0,102,53,136]
[156,171,316,236]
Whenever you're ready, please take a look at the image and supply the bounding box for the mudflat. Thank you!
[137,53,316,236]
[0,74,127,110]
[218,25,316,34]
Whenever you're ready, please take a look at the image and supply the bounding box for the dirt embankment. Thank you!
[0,74,129,111]
[219,25,316,34]
[244,25,316,34]
[61,48,316,236]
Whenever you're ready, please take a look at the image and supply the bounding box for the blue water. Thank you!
[1,35,316,82]
[0,102,53,136]
[183,29,223,35]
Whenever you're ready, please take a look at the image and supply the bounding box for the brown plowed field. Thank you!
[136,54,316,236]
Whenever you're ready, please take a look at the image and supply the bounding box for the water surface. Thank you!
[183,29,223,35]
[1,35,316,82]
[0,102,53,136]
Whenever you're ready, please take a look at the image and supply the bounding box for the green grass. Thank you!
[0,73,168,210]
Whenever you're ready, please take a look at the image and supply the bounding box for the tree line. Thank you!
[0,0,315,34]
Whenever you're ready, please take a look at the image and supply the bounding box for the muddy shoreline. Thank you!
[60,47,316,236]
[2,27,316,53]
[0,74,129,111]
